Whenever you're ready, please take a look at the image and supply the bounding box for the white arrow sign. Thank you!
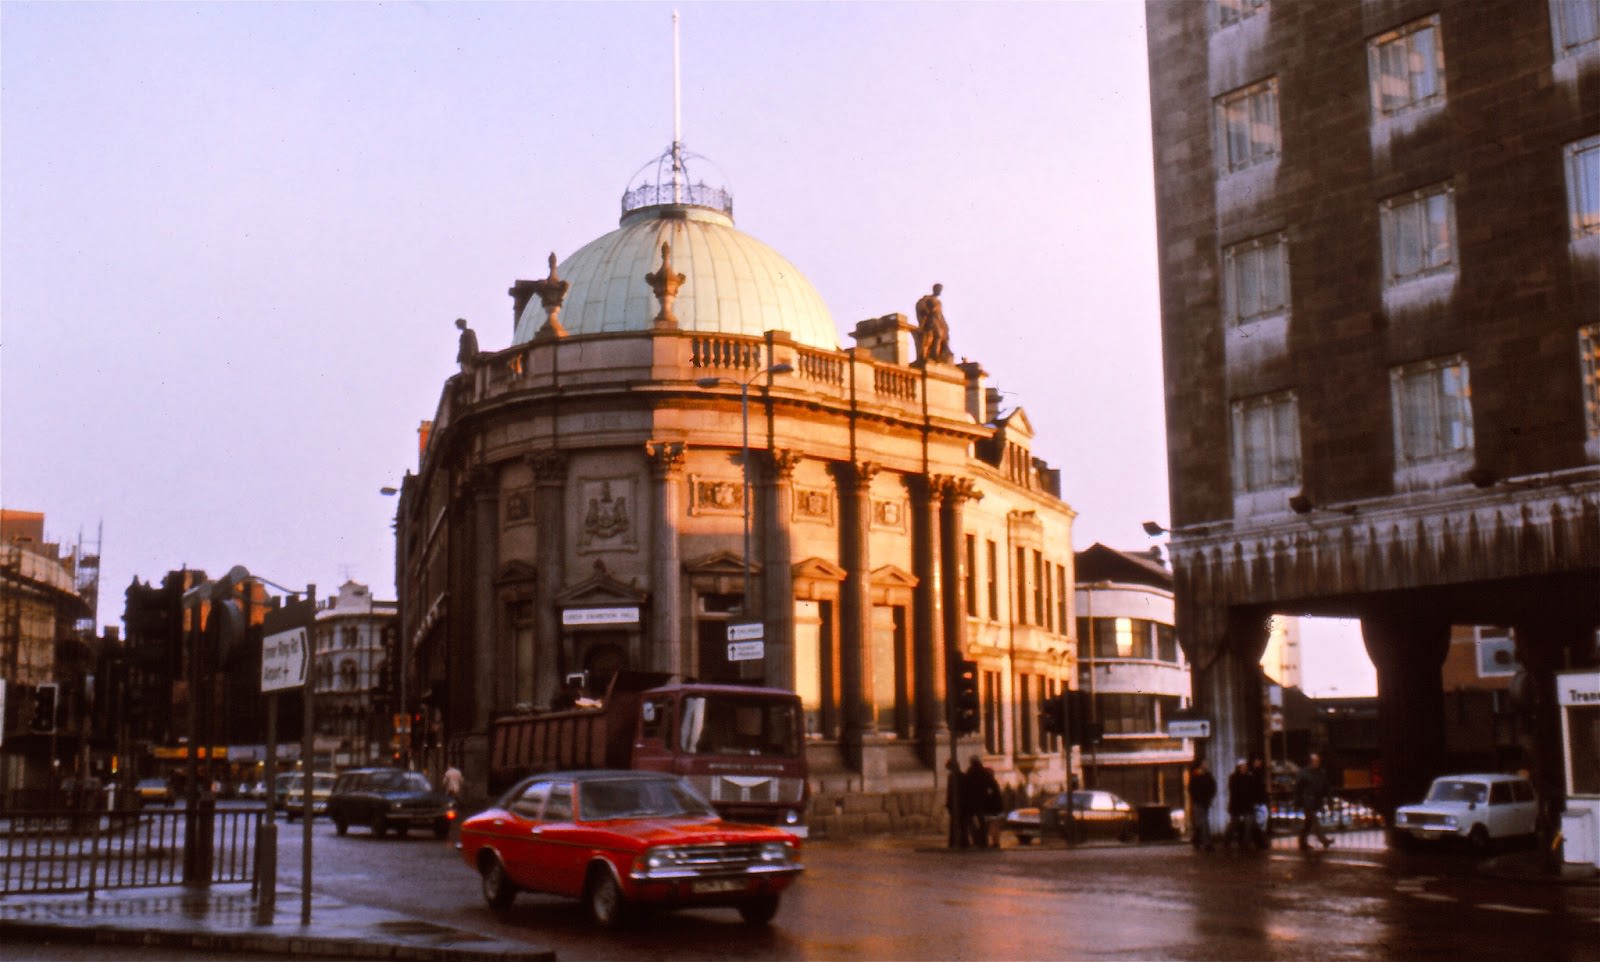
[262,627,309,692]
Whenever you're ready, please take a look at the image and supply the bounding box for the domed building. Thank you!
[395,149,1079,829]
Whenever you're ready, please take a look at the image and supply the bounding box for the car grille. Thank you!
[688,774,806,806]
[1400,812,1452,827]
[664,843,768,870]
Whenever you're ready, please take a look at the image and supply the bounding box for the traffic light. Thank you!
[31,684,58,734]
[951,659,980,735]
[1039,693,1065,737]
[1066,689,1102,746]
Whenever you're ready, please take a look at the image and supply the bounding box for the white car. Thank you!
[1393,773,1538,850]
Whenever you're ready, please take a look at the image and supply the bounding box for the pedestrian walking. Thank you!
[1295,752,1335,850]
[1188,761,1216,852]
[1224,758,1256,852]
[945,758,972,848]
[1248,755,1271,850]
[442,764,464,804]
[963,756,1002,848]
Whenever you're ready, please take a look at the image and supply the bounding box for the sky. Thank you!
[0,1,1375,696]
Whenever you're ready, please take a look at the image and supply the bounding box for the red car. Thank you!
[458,769,803,928]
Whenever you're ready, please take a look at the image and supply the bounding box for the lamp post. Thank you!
[696,361,793,617]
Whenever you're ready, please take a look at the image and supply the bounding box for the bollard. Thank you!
[255,820,278,923]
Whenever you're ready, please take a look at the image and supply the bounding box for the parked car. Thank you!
[271,772,297,809]
[133,777,174,807]
[283,772,337,821]
[1005,789,1136,844]
[1393,773,1539,851]
[328,768,455,839]
[458,769,803,928]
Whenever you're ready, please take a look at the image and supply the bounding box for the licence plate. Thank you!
[690,878,746,894]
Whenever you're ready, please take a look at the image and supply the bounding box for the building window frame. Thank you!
[1215,0,1268,30]
[1566,134,1600,241]
[1390,355,1475,464]
[1380,183,1457,288]
[1230,391,1302,493]
[1368,15,1446,120]
[1551,0,1600,60]
[1223,232,1290,326]
[985,539,999,621]
[1215,78,1280,174]
[1580,323,1600,449]
[964,534,978,618]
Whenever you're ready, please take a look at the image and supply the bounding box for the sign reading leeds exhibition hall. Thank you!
[562,607,640,626]
[727,621,764,662]
[261,627,308,692]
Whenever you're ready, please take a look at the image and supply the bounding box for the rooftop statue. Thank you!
[455,317,480,369]
[645,242,687,329]
[530,252,571,340]
[914,283,952,364]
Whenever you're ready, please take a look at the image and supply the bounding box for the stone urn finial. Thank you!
[530,251,570,340]
[646,241,687,329]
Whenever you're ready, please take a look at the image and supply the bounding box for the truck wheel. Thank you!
[370,814,387,838]
[585,866,628,929]
[480,855,517,913]
[738,894,780,925]
[333,817,348,836]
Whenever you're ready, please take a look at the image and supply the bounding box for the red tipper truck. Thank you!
[488,671,810,835]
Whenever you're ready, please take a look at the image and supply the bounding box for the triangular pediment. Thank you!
[999,407,1036,440]
[683,550,761,577]
[554,560,647,606]
[792,557,847,581]
[870,564,919,588]
[495,559,540,585]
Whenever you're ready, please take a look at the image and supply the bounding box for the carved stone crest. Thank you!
[793,486,834,524]
[577,478,637,551]
[689,476,745,515]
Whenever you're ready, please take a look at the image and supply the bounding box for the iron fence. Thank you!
[1266,788,1388,850]
[0,805,263,898]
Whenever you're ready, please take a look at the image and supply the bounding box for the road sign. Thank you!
[262,627,309,692]
[727,621,764,642]
[1167,719,1211,739]
[727,641,765,662]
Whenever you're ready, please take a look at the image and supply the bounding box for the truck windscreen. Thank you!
[678,695,802,757]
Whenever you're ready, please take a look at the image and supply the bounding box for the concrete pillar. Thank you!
[529,450,568,709]
[834,460,879,766]
[646,441,687,677]
[910,474,945,767]
[1361,611,1450,818]
[761,449,803,691]
[1181,604,1272,835]
[1512,616,1593,868]
[472,473,500,729]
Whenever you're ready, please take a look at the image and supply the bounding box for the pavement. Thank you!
[0,883,554,961]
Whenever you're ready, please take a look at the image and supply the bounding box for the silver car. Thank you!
[1393,773,1538,850]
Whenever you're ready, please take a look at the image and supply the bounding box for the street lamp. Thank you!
[695,361,793,617]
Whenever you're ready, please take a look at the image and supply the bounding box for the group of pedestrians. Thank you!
[946,756,1004,848]
[1186,753,1334,853]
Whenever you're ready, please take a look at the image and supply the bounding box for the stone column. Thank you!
[939,478,980,678]
[528,450,568,709]
[910,475,946,767]
[761,449,803,691]
[1180,600,1272,836]
[1361,610,1450,819]
[646,441,687,678]
[471,469,499,731]
[834,460,879,766]
[1512,616,1593,869]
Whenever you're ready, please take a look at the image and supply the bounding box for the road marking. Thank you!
[1410,892,1457,903]
[1480,903,1548,916]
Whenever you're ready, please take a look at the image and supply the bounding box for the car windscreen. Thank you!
[1425,779,1488,804]
[677,695,802,757]
[579,777,717,821]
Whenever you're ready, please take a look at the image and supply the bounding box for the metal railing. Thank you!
[1,805,263,898]
[1265,789,1388,850]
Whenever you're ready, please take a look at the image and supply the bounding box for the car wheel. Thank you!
[585,865,628,929]
[1467,824,1490,852]
[738,893,781,925]
[480,855,517,913]
[433,818,449,840]
[1015,834,1035,846]
[370,814,387,838]
[333,817,348,836]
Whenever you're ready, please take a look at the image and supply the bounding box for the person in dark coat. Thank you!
[963,756,1002,848]
[1225,758,1256,851]
[1295,752,1334,850]
[1188,761,1217,852]
[1248,756,1271,850]
[945,758,970,849]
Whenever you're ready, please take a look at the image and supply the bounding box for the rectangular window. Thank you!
[1223,232,1289,325]
[1231,392,1301,492]
[1552,0,1600,58]
[1381,184,1456,286]
[986,540,999,620]
[1391,356,1475,463]
[1033,550,1045,626]
[1566,135,1600,240]
[1581,324,1600,443]
[1217,0,1267,29]
[1369,15,1445,119]
[1015,546,1028,625]
[1056,566,1068,632]
[964,534,978,617]
[1092,617,1121,659]
[1216,78,1279,172]
[1018,672,1034,755]
[983,670,1002,754]
[1043,561,1054,632]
